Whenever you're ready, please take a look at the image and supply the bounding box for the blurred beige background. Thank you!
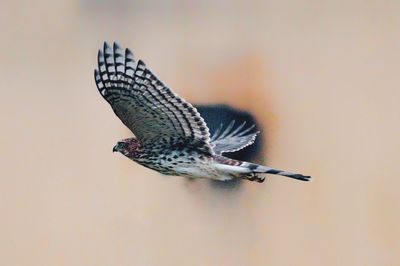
[1,0,399,265]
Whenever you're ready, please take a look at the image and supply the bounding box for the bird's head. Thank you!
[113,138,140,158]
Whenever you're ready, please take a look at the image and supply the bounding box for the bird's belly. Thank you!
[174,165,213,178]
[136,151,234,181]
[174,165,233,181]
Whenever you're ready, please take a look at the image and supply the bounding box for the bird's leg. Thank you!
[245,173,265,183]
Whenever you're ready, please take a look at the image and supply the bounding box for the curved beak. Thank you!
[112,144,119,152]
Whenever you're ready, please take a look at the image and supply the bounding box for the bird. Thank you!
[94,42,311,183]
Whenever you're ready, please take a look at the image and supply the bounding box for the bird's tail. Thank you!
[243,162,311,182]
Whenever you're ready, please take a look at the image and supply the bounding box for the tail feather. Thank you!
[245,163,311,181]
[212,155,311,183]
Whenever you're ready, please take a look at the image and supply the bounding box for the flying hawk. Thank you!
[94,42,311,183]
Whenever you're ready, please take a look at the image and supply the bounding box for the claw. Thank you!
[246,173,265,183]
[255,176,265,183]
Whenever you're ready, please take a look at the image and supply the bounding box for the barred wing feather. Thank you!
[94,42,213,154]
[211,120,259,155]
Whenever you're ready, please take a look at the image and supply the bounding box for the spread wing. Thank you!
[211,120,259,155]
[94,42,213,154]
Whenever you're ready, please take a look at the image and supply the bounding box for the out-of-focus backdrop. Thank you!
[1,1,399,265]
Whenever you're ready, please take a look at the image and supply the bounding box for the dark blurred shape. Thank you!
[194,104,264,189]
